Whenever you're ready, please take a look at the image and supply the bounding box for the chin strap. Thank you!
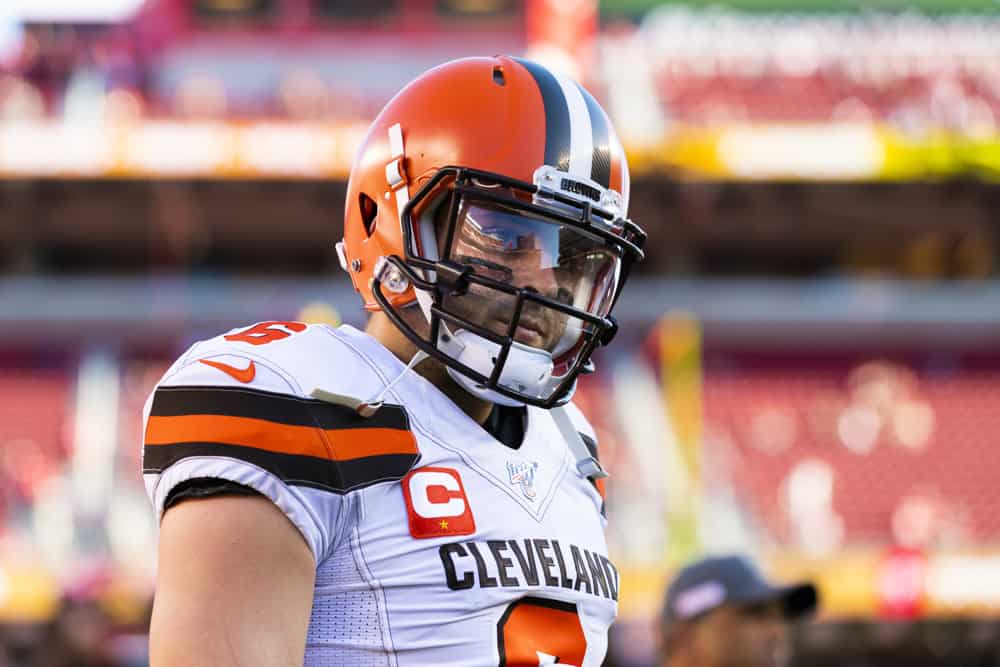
[384,120,439,328]
[386,122,411,227]
[311,349,428,418]
[551,405,608,480]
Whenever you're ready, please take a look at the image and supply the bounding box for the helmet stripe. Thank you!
[549,70,594,181]
[611,129,630,205]
[513,58,577,177]
[577,83,611,188]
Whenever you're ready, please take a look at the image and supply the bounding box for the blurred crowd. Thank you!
[632,9,1000,133]
[3,3,1000,134]
[0,22,372,123]
[0,581,150,667]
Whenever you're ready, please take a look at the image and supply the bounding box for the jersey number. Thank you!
[497,597,587,666]
[224,321,306,346]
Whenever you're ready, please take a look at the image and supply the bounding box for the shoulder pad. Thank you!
[560,400,600,460]
[554,402,606,509]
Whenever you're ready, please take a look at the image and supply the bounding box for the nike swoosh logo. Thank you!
[200,359,256,383]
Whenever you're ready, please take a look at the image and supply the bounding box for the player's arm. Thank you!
[149,493,316,667]
[141,334,418,665]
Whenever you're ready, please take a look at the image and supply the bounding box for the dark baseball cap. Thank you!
[662,555,818,624]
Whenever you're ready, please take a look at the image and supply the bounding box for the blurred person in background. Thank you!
[41,597,117,667]
[0,600,114,667]
[657,555,818,667]
[144,55,645,666]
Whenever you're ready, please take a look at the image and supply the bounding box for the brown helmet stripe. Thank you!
[513,57,573,174]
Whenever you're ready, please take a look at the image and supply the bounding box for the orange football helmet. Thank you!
[337,56,645,408]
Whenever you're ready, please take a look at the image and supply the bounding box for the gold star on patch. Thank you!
[439,520,449,530]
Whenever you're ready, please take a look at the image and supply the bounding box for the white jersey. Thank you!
[142,321,617,667]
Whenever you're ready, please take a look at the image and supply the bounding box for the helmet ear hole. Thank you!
[359,193,378,237]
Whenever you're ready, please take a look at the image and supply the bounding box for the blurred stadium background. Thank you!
[1,0,1000,664]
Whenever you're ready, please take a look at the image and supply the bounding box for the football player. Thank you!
[143,56,645,666]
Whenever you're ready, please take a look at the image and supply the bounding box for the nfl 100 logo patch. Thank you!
[507,460,539,500]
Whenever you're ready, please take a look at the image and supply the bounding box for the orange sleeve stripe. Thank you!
[144,414,418,461]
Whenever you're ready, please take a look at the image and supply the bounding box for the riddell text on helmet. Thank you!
[439,538,619,600]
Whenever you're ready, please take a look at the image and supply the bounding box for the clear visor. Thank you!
[437,198,621,376]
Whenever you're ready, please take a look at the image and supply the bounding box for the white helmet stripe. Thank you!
[550,70,594,181]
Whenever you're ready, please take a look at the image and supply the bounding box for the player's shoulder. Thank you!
[154,321,391,398]
[144,321,420,495]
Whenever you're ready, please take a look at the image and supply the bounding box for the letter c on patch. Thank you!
[402,467,476,539]
[408,470,466,518]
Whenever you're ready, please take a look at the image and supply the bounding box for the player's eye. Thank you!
[554,287,574,305]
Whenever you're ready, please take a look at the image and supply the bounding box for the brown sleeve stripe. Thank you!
[143,385,420,492]
[143,442,418,495]
[145,414,417,461]
[149,385,410,432]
